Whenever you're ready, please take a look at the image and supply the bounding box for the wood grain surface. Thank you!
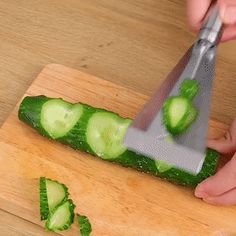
[0,64,235,236]
[0,0,235,128]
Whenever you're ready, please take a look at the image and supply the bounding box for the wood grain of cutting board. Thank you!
[0,64,235,236]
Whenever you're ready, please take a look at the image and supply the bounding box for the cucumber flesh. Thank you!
[164,135,175,144]
[183,106,198,129]
[86,112,132,159]
[46,200,75,232]
[155,160,172,173]
[40,177,68,220]
[77,214,92,236]
[180,79,199,100]
[169,97,189,127]
[46,179,68,211]
[41,99,83,139]
[163,96,198,135]
[155,135,174,173]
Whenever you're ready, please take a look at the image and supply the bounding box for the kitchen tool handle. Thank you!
[198,5,223,45]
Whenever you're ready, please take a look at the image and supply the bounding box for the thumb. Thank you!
[219,0,236,24]
[195,153,236,199]
[208,118,236,154]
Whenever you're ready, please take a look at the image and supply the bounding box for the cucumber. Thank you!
[45,199,75,232]
[77,214,92,236]
[163,96,198,135]
[19,96,219,187]
[180,79,199,100]
[40,177,69,220]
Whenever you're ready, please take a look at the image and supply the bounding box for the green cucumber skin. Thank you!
[180,79,199,100]
[19,96,55,139]
[77,214,92,236]
[19,96,219,187]
[40,177,49,220]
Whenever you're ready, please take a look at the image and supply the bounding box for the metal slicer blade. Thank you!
[123,6,223,175]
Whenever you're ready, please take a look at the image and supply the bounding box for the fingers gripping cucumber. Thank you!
[19,96,219,187]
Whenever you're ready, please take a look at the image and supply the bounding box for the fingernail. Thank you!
[203,197,217,205]
[221,5,236,24]
[195,185,209,198]
[203,197,213,202]
[195,190,209,198]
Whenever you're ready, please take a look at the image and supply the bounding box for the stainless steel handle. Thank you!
[198,5,223,45]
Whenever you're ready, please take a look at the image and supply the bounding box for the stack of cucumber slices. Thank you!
[40,177,92,235]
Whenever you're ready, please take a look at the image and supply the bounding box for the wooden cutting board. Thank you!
[0,64,235,236]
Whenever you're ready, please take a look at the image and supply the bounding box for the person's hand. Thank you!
[186,0,236,42]
[195,119,236,205]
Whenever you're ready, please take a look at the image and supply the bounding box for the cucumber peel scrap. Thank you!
[77,214,92,236]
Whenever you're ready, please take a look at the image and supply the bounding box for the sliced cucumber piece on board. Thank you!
[86,112,132,159]
[40,177,69,220]
[41,99,83,139]
[45,199,75,232]
[77,214,92,236]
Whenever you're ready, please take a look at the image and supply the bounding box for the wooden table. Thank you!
[0,0,236,235]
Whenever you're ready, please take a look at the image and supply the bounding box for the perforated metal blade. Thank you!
[123,6,223,174]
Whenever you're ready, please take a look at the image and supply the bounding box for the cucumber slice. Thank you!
[86,112,132,159]
[45,199,75,232]
[77,214,92,236]
[168,97,189,127]
[163,96,198,135]
[40,177,68,220]
[41,99,83,139]
[180,79,199,100]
